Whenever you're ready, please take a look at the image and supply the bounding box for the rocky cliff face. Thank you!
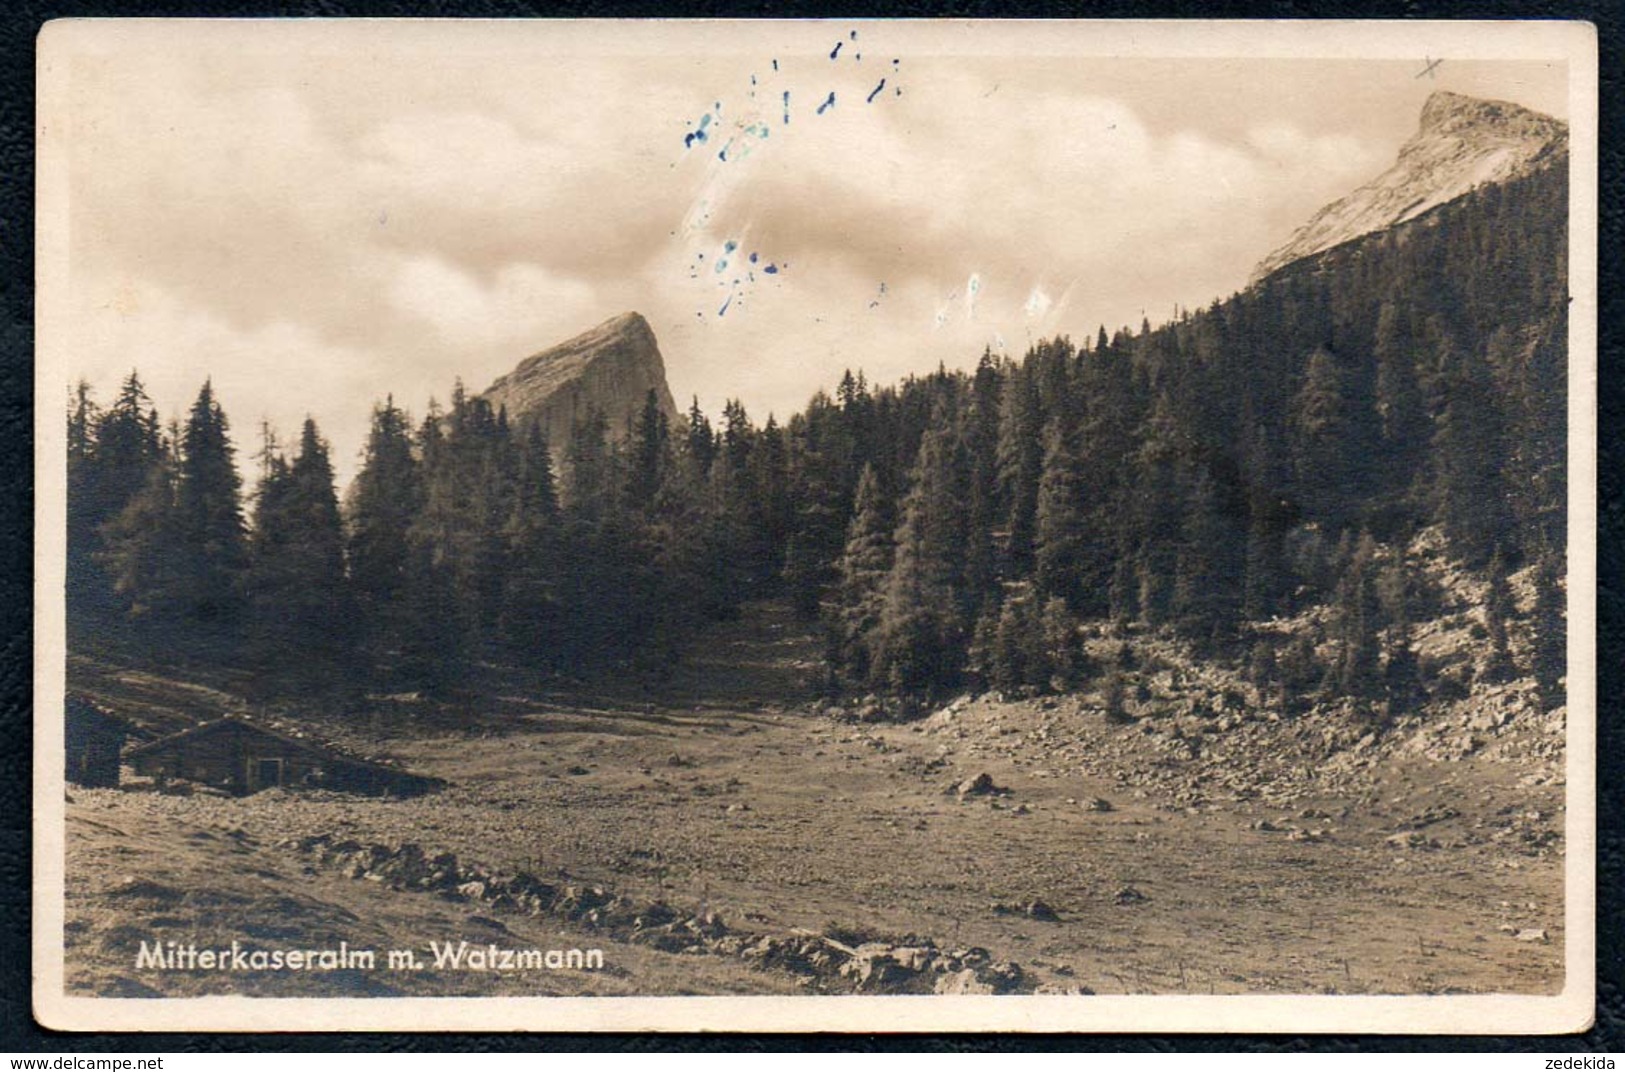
[1251,91,1567,284]
[480,312,680,458]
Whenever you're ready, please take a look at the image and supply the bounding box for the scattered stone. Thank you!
[950,772,1007,798]
[1514,928,1549,943]
[1026,900,1061,922]
[935,968,995,995]
[1114,885,1147,905]
[1084,796,1114,812]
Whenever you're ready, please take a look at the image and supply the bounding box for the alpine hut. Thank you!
[125,715,444,797]
[65,693,130,789]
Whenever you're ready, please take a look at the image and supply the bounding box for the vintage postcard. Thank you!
[33,19,1597,1033]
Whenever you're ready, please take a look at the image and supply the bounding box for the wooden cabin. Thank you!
[125,716,444,797]
[65,694,128,789]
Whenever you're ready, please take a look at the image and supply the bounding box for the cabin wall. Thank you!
[130,725,329,795]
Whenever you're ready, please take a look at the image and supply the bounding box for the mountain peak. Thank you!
[480,311,679,462]
[1251,92,1566,284]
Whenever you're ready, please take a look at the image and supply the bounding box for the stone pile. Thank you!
[286,833,1036,995]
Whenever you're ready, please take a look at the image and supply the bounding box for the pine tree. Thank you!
[1331,533,1382,700]
[100,428,185,621]
[995,367,1043,572]
[1040,595,1085,691]
[240,417,349,682]
[173,380,248,627]
[80,373,166,618]
[1289,347,1355,529]
[1173,466,1241,644]
[782,437,846,620]
[1380,561,1422,721]
[684,396,717,477]
[1531,548,1565,712]
[1481,545,1517,683]
[1373,303,1427,480]
[1034,415,1087,609]
[348,397,425,676]
[626,389,670,509]
[499,422,563,660]
[871,416,969,696]
[66,381,103,618]
[1429,334,1512,564]
[830,464,893,683]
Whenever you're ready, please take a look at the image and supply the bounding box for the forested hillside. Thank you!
[65,158,1568,718]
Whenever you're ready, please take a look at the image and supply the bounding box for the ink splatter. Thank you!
[817,92,836,115]
[866,79,887,104]
[684,113,713,149]
[830,41,843,61]
[783,90,791,125]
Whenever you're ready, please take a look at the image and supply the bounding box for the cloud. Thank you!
[55,34,1553,488]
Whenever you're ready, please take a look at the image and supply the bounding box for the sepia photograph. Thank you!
[33,18,1596,1033]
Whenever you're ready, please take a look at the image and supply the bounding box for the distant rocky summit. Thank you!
[480,312,680,458]
[1251,91,1568,284]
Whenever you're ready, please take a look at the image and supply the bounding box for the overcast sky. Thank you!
[48,21,1570,486]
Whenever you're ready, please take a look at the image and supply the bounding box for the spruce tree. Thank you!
[1531,548,1565,712]
[830,463,893,683]
[1332,533,1382,700]
[1378,560,1422,720]
[348,397,425,676]
[872,416,969,696]
[100,428,185,622]
[1289,347,1355,529]
[1429,335,1512,564]
[174,380,248,627]
[1481,545,1517,683]
[66,382,103,618]
[1034,415,1087,609]
[995,367,1042,572]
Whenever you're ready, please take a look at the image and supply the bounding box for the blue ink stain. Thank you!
[719,295,733,316]
[716,260,728,274]
[850,30,857,39]
[763,264,779,275]
[893,58,899,68]
[684,113,713,149]
[783,91,791,124]
[750,252,759,263]
[724,240,737,253]
[830,41,843,60]
[867,78,886,103]
[817,92,836,115]
[772,58,778,71]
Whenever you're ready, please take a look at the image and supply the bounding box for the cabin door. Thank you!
[251,757,284,792]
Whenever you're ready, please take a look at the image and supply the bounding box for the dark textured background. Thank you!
[1,0,1617,1052]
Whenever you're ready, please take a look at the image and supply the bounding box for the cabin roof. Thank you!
[125,715,442,786]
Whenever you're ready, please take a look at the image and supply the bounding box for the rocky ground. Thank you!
[61,595,1567,1000]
